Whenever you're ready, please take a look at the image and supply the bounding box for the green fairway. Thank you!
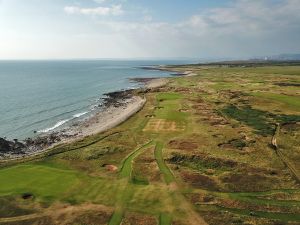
[155,93,187,123]
[119,141,153,179]
[154,142,175,184]
[0,163,80,200]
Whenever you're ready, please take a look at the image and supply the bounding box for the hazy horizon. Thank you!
[0,0,300,60]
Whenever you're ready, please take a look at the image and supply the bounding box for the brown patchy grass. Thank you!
[121,212,158,225]
[180,170,219,191]
[217,198,298,214]
[168,139,198,151]
[220,173,282,192]
[0,203,113,225]
[132,146,162,183]
[185,193,216,205]
[143,119,185,132]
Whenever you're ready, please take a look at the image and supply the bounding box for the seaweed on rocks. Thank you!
[0,132,75,159]
[0,138,26,155]
[102,89,135,107]
[129,77,158,83]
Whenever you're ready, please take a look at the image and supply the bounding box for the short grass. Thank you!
[253,92,300,112]
[119,141,153,179]
[0,163,80,201]
[159,213,172,225]
[109,210,123,225]
[155,92,187,123]
[154,142,175,184]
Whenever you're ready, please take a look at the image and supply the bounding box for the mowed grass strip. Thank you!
[109,209,123,225]
[159,213,172,225]
[154,142,175,184]
[119,141,153,179]
[195,189,300,208]
[0,163,80,200]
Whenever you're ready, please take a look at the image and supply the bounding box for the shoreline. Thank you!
[139,65,197,76]
[0,78,168,160]
[74,95,146,137]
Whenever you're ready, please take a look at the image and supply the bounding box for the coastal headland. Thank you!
[0,62,300,225]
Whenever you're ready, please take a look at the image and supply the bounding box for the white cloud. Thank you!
[91,0,300,58]
[143,15,152,22]
[183,0,300,33]
[93,0,106,3]
[64,4,123,16]
[1,0,300,59]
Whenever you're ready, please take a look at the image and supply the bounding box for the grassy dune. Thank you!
[0,65,300,225]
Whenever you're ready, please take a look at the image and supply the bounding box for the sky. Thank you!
[0,0,299,59]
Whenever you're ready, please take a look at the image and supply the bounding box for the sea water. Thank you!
[0,60,191,139]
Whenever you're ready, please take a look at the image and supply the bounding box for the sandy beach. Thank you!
[76,96,146,137]
[144,78,169,88]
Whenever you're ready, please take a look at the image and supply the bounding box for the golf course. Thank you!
[0,63,300,225]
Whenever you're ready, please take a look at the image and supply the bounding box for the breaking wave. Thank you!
[39,111,88,133]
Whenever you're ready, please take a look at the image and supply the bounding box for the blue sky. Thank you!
[0,0,299,59]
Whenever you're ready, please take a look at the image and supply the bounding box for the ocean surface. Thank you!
[0,60,191,139]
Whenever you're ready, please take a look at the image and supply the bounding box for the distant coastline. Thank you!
[0,77,169,160]
[0,60,182,140]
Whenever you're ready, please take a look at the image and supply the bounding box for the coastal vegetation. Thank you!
[0,64,300,224]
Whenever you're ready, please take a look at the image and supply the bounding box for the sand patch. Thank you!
[102,164,118,172]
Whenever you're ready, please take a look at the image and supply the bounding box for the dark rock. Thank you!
[13,141,25,151]
[22,193,33,200]
[25,138,34,146]
[129,77,158,83]
[102,89,134,107]
[0,137,26,154]
[0,138,11,152]
[274,82,300,87]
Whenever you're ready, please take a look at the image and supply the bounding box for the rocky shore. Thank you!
[0,91,140,160]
